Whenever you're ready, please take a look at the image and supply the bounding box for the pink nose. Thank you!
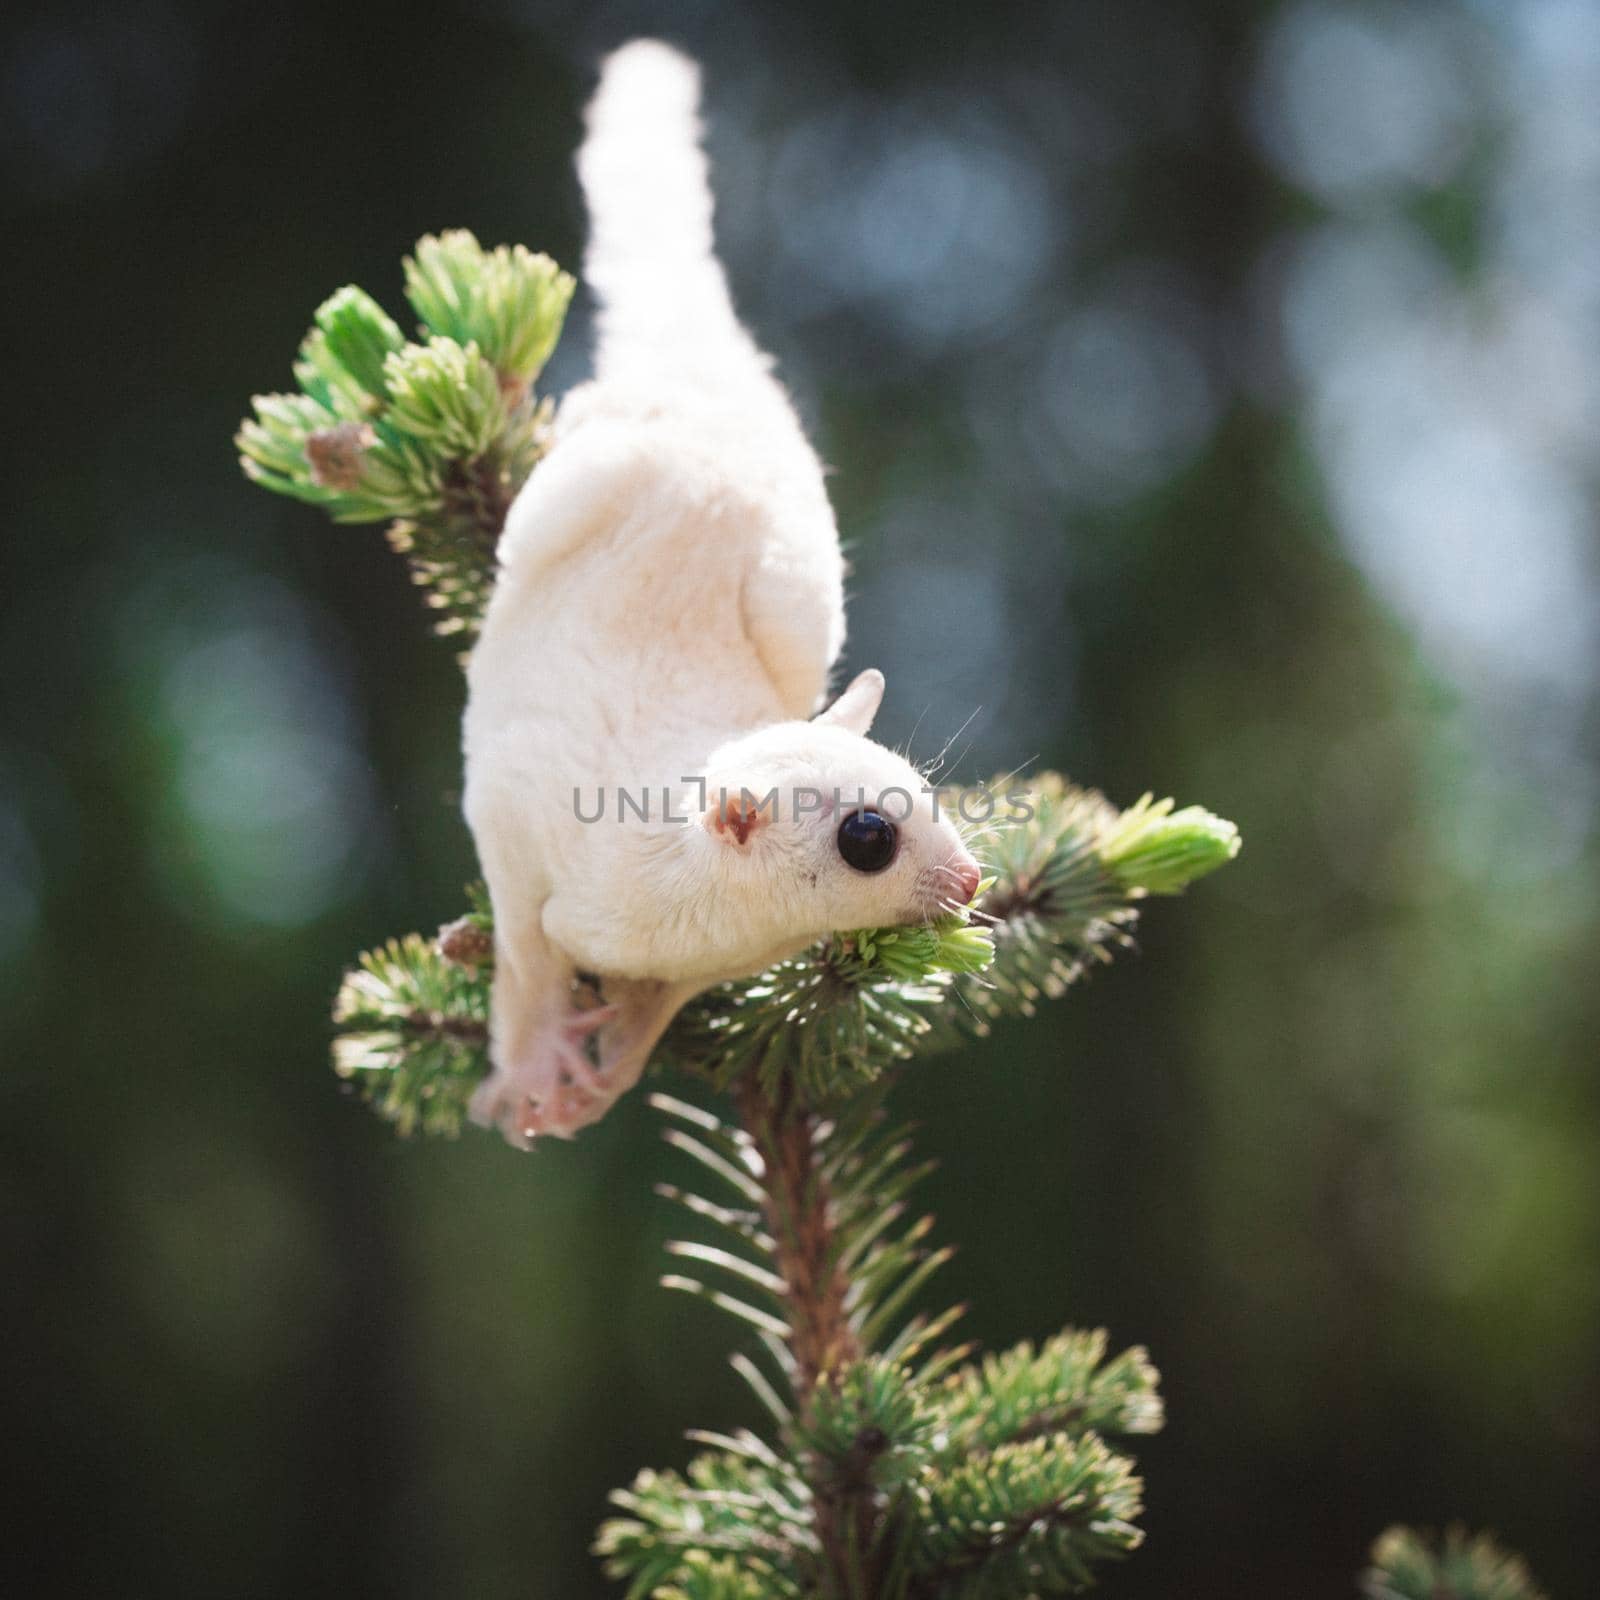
[949,856,982,906]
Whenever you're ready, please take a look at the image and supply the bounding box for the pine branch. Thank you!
[598,1448,814,1600]
[622,1078,1167,1600]
[1361,1526,1547,1600]
[241,230,1242,1600]
[934,1330,1163,1456]
[330,933,489,1137]
[909,1433,1145,1600]
[237,230,571,636]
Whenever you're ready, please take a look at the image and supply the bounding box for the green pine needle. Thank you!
[843,885,997,983]
[598,1451,812,1600]
[382,336,508,458]
[1097,792,1240,895]
[402,230,574,391]
[936,1329,1164,1455]
[796,1358,936,1497]
[913,1432,1146,1598]
[330,933,489,1137]
[301,285,405,411]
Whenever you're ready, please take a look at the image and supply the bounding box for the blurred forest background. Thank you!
[4,0,1598,1595]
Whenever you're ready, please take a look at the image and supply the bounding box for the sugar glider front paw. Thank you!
[470,1003,618,1146]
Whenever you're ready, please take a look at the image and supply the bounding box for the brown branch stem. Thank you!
[440,453,514,561]
[734,1071,881,1598]
[399,1010,489,1043]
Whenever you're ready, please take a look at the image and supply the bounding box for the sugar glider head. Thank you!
[698,670,984,945]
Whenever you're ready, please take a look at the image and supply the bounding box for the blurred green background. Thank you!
[4,0,1597,1594]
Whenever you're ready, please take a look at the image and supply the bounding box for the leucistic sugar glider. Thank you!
[462,41,982,1146]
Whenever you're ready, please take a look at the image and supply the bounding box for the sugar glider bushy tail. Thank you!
[491,40,831,587]
[577,39,770,397]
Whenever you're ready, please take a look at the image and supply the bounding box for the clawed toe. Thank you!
[566,1003,619,1037]
[469,1075,541,1148]
[478,977,688,1145]
[473,1001,624,1146]
[553,1010,617,1092]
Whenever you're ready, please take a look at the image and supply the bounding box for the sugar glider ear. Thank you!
[816,669,885,738]
[703,785,778,848]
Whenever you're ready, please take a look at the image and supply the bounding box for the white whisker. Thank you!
[921,706,982,785]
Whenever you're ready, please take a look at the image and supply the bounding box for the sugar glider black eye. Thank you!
[836,809,898,873]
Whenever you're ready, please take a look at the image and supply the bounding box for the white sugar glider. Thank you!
[462,40,982,1146]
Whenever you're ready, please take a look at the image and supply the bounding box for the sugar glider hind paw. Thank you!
[470,1004,620,1147]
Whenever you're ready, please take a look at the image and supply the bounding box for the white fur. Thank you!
[462,41,979,1145]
